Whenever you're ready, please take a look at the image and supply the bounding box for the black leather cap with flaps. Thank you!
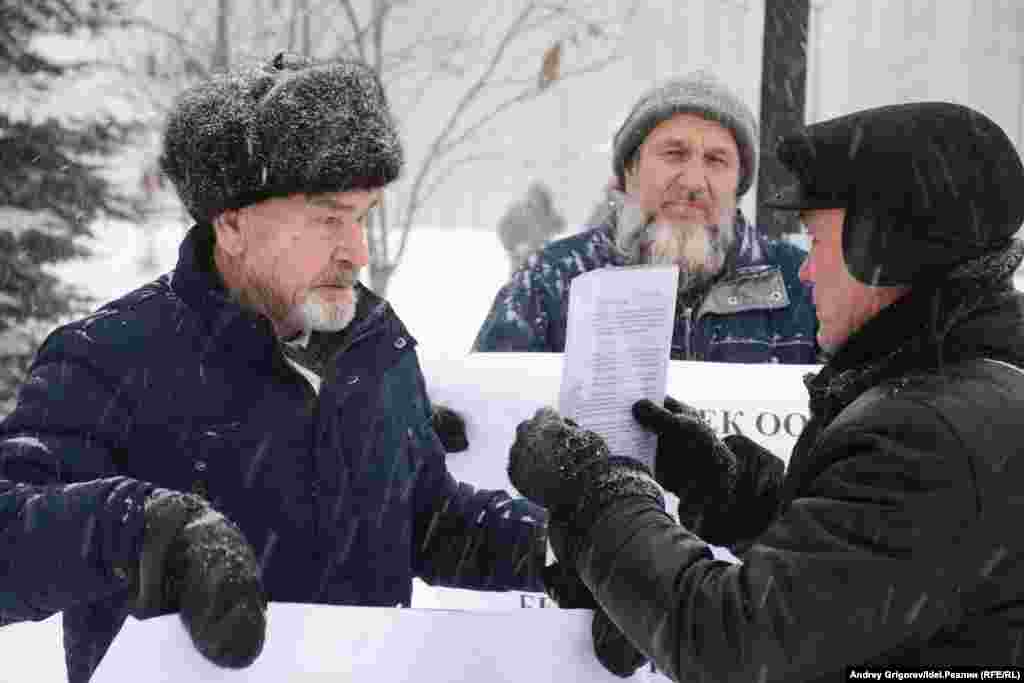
[765,102,1024,286]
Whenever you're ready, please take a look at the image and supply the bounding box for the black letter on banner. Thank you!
[722,410,744,435]
[756,412,781,436]
[784,412,808,437]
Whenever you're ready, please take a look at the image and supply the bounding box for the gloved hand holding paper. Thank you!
[557,265,679,470]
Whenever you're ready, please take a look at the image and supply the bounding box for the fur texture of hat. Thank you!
[161,52,403,224]
[765,101,1024,286]
[611,71,759,198]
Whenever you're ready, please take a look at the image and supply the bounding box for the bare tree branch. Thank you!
[391,152,498,268]
[120,16,209,69]
[397,1,537,238]
[438,52,622,157]
[338,0,369,60]
[372,0,392,71]
[419,152,501,209]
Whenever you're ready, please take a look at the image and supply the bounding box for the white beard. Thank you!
[294,287,359,333]
[616,208,736,293]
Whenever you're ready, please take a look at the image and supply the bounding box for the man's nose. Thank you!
[672,158,711,195]
[333,222,371,269]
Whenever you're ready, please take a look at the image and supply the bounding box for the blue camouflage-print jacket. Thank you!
[0,225,547,682]
[473,211,819,363]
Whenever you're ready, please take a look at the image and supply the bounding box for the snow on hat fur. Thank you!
[160,52,403,224]
[611,70,759,197]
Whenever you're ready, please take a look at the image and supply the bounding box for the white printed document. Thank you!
[558,265,679,470]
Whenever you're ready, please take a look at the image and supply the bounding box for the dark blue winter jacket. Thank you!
[0,225,548,682]
[473,211,819,363]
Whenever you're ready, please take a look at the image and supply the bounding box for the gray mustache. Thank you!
[318,272,357,288]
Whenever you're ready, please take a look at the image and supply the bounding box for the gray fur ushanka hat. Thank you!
[161,52,404,224]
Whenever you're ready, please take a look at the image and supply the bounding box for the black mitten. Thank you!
[542,562,648,678]
[635,398,784,547]
[133,490,267,669]
[541,560,597,609]
[704,434,785,545]
[431,403,469,453]
[593,609,648,678]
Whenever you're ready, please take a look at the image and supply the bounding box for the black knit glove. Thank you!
[507,407,663,567]
[431,403,469,453]
[507,407,662,513]
[634,398,785,547]
[132,490,267,669]
[542,562,648,679]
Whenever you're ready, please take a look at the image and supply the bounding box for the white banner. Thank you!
[92,603,660,682]
[422,352,816,494]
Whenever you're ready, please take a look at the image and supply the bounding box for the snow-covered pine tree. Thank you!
[0,0,142,412]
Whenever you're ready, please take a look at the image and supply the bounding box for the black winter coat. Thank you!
[575,247,1024,681]
[0,226,547,682]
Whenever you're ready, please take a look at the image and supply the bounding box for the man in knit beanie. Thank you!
[474,70,818,366]
[0,53,556,681]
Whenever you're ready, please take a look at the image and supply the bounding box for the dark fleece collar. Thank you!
[805,239,1024,416]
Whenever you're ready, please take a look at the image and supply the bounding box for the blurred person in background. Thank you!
[497,180,568,276]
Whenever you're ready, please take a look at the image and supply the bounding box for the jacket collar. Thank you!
[805,239,1024,421]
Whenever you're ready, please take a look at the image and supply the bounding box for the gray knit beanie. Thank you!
[161,52,404,224]
[612,71,758,197]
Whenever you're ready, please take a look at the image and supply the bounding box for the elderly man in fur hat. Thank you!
[473,71,819,364]
[506,101,1024,679]
[0,53,568,681]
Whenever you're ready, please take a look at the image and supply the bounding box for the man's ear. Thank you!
[622,160,640,196]
[212,208,245,257]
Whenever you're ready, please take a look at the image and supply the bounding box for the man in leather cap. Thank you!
[506,101,1024,679]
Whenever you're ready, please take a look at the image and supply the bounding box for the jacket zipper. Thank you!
[683,306,693,360]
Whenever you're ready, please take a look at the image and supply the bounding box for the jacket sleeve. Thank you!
[471,258,557,353]
[575,396,978,682]
[411,448,549,593]
[0,334,152,625]
[403,360,548,592]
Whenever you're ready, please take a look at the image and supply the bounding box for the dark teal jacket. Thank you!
[473,212,819,363]
[0,226,547,682]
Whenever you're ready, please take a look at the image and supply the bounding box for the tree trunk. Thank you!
[300,0,311,54]
[366,199,397,296]
[757,0,809,239]
[211,0,231,73]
